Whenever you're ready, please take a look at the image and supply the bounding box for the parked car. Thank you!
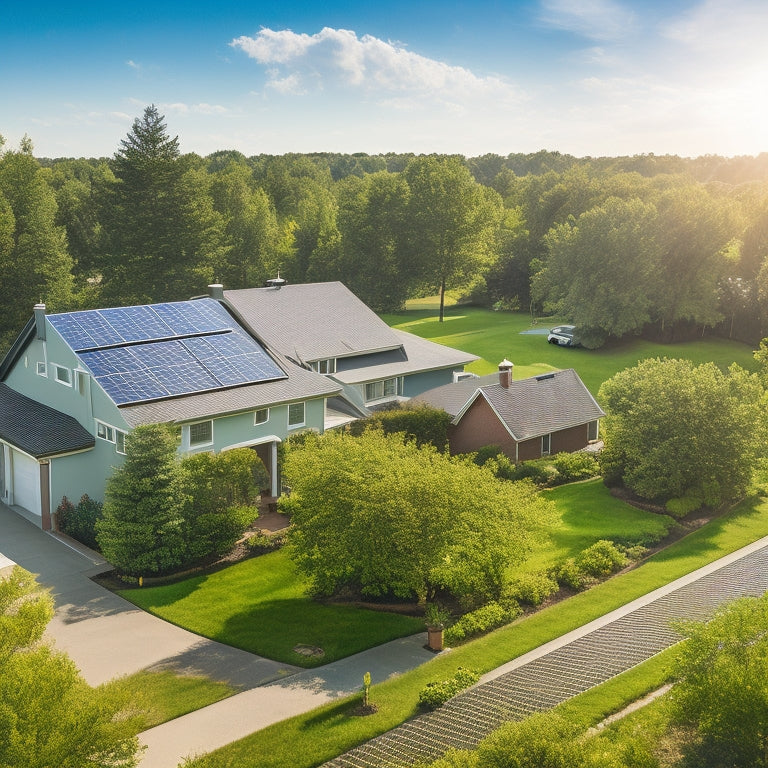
[547,325,579,346]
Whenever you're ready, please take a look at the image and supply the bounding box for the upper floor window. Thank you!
[96,421,115,442]
[115,430,127,455]
[189,420,213,447]
[36,361,47,377]
[288,402,305,428]
[364,378,397,402]
[254,408,269,426]
[75,370,88,396]
[310,358,336,375]
[52,364,71,387]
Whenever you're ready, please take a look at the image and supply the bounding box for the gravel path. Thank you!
[324,542,768,768]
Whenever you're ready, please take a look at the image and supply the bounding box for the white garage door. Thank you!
[12,450,41,517]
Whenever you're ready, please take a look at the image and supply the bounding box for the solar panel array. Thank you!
[48,299,286,406]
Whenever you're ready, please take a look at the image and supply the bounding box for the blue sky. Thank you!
[2,0,767,159]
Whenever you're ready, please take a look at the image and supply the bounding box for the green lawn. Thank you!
[184,495,768,768]
[382,306,759,396]
[523,479,676,574]
[118,549,424,668]
[102,670,237,729]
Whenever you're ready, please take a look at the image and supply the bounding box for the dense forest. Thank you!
[2,105,768,354]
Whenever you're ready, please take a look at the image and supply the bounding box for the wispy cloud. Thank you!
[159,102,228,115]
[538,0,638,41]
[126,60,140,70]
[230,27,522,108]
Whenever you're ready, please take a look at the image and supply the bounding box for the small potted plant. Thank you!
[424,603,450,652]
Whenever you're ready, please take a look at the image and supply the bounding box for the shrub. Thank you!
[472,445,504,467]
[57,495,104,550]
[418,668,479,710]
[507,459,558,487]
[349,405,452,451]
[575,540,628,577]
[444,602,521,646]
[247,531,287,554]
[504,572,559,607]
[553,558,588,590]
[665,492,704,518]
[551,452,600,483]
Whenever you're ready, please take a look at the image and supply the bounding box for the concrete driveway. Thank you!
[0,501,299,687]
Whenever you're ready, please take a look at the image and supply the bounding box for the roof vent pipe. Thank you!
[498,358,513,388]
[265,271,287,290]
[208,284,224,301]
[34,303,46,341]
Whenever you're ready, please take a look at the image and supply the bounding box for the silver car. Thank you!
[547,325,578,346]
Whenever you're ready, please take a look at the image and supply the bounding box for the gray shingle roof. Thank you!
[222,282,407,363]
[415,369,605,441]
[0,383,95,458]
[119,354,341,427]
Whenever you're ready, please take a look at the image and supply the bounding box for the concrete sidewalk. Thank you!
[139,633,435,767]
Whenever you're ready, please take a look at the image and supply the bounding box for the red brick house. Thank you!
[413,361,604,462]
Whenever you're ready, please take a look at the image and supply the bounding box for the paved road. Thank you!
[324,536,768,767]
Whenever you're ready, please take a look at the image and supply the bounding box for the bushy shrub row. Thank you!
[477,449,600,488]
[444,602,521,646]
[247,531,288,554]
[348,404,452,451]
[56,494,103,550]
[553,540,629,590]
[503,572,560,607]
[418,667,480,710]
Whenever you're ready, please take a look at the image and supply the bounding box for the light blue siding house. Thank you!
[0,281,476,529]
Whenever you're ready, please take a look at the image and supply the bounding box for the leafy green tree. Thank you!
[598,358,768,505]
[0,143,74,351]
[0,567,143,767]
[334,171,413,311]
[673,593,768,767]
[179,448,267,560]
[403,156,503,321]
[535,197,659,348]
[96,424,185,576]
[101,105,224,304]
[281,430,552,604]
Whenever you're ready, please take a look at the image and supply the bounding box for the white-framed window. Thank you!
[542,433,551,456]
[588,420,599,442]
[36,361,47,377]
[364,378,398,402]
[189,420,213,447]
[52,364,72,387]
[96,421,115,443]
[75,370,88,396]
[115,430,127,455]
[288,402,305,428]
[310,358,336,374]
[254,408,269,426]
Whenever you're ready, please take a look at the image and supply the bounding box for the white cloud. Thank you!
[230,27,522,106]
[159,102,228,115]
[126,60,140,70]
[538,0,638,40]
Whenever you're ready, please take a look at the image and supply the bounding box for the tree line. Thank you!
[2,105,768,353]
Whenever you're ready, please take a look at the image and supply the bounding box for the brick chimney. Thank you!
[498,358,513,388]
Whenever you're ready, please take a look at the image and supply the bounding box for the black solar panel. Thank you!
[49,299,286,405]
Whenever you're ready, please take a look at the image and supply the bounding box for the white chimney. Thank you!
[34,303,46,340]
[498,358,513,388]
[208,284,224,301]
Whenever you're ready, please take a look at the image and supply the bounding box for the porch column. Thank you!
[270,441,279,497]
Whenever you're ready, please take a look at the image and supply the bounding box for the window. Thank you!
[588,420,599,442]
[36,361,47,377]
[115,431,127,455]
[288,402,305,428]
[52,364,71,387]
[364,378,398,402]
[75,370,88,396]
[96,421,115,442]
[542,433,551,456]
[254,408,269,425]
[311,358,336,374]
[189,420,213,447]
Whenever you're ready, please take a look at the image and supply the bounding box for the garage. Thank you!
[10,449,41,519]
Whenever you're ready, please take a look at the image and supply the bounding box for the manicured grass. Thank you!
[118,549,424,668]
[184,497,768,768]
[102,670,237,729]
[382,306,759,396]
[522,479,676,574]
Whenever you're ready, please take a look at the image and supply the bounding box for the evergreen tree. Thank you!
[96,424,185,576]
[101,105,224,304]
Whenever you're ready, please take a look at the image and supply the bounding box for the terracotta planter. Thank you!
[427,626,444,652]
